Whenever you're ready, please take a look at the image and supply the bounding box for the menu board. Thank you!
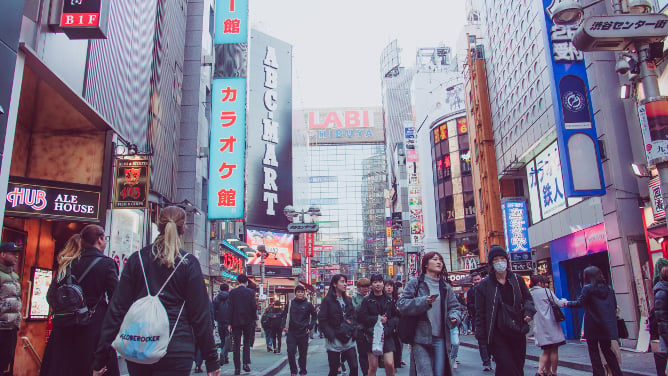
[29,268,53,320]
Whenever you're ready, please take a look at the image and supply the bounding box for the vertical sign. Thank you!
[501,198,532,271]
[649,176,666,221]
[208,0,249,220]
[404,121,424,248]
[244,30,293,229]
[59,0,110,39]
[113,158,150,208]
[305,233,315,257]
[637,98,668,166]
[407,252,419,280]
[542,0,605,197]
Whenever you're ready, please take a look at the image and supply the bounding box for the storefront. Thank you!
[2,48,116,376]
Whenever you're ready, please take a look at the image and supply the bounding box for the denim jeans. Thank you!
[449,327,460,360]
[432,336,446,376]
[264,328,273,349]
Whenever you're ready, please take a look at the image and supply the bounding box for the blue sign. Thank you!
[542,0,606,197]
[208,78,246,219]
[501,199,530,253]
[214,0,248,44]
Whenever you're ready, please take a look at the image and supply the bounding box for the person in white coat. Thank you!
[529,275,567,376]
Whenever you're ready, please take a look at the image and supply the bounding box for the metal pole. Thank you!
[636,43,668,233]
[258,244,266,311]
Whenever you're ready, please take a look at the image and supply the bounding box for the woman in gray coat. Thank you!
[397,251,463,376]
[529,275,566,376]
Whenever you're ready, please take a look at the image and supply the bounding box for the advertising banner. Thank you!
[501,198,531,255]
[407,253,419,280]
[28,267,52,320]
[405,121,424,248]
[526,141,568,221]
[244,30,293,229]
[542,0,606,197]
[637,97,668,166]
[5,177,100,221]
[246,228,294,276]
[113,158,150,209]
[208,0,248,220]
[306,108,385,144]
[649,176,666,221]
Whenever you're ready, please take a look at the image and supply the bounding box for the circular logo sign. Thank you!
[563,91,586,112]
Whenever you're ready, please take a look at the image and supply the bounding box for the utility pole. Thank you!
[257,244,267,311]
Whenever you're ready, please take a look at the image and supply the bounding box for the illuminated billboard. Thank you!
[245,228,294,267]
[304,108,385,145]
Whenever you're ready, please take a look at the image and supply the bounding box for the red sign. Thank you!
[59,0,109,39]
[457,118,468,135]
[305,233,315,257]
[61,13,99,27]
[221,250,244,275]
[308,111,372,128]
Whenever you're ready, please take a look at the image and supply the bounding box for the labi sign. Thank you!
[5,178,100,221]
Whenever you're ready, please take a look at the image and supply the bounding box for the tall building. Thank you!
[474,0,648,343]
[295,107,386,282]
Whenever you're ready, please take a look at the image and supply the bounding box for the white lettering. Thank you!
[263,46,279,69]
[263,167,277,191]
[264,66,277,89]
[262,119,279,143]
[88,14,98,25]
[263,90,278,111]
[263,144,278,167]
[65,15,74,25]
[263,192,278,215]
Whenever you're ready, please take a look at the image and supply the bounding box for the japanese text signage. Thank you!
[649,177,666,221]
[60,0,110,39]
[5,178,100,221]
[214,0,248,44]
[208,0,248,220]
[220,248,245,276]
[209,79,246,219]
[404,121,424,248]
[501,199,531,254]
[574,14,668,51]
[113,158,150,209]
[542,0,605,197]
[525,142,569,222]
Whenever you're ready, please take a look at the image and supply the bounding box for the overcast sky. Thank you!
[249,1,468,109]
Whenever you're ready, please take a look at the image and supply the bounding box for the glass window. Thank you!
[440,123,448,140]
[433,128,440,143]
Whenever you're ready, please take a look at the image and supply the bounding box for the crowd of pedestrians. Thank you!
[0,224,639,376]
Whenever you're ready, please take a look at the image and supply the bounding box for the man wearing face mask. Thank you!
[474,245,536,376]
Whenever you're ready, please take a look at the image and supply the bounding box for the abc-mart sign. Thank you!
[5,177,100,222]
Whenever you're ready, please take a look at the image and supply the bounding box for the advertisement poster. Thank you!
[113,158,150,209]
[29,268,52,320]
[245,228,294,267]
[638,97,668,165]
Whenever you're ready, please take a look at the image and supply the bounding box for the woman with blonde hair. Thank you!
[41,225,120,376]
[93,206,220,376]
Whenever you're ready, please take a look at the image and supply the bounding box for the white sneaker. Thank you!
[452,360,458,369]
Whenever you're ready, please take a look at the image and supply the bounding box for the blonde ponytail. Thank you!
[153,206,186,268]
[57,234,83,281]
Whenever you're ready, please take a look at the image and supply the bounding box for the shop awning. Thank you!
[648,220,668,239]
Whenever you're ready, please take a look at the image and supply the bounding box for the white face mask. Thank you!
[493,261,507,273]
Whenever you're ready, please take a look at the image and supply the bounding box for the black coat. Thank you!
[226,284,257,327]
[41,248,119,376]
[358,292,399,339]
[474,271,536,345]
[567,283,619,340]
[654,281,668,344]
[93,247,219,372]
[282,298,317,336]
[213,290,230,326]
[318,292,357,343]
[466,284,477,317]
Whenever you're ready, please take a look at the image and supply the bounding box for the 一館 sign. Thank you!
[5,178,100,221]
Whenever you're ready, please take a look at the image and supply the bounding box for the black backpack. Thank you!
[213,295,230,325]
[49,258,102,327]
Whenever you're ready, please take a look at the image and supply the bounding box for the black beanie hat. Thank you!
[487,245,508,264]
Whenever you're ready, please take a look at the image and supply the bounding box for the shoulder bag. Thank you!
[546,289,566,322]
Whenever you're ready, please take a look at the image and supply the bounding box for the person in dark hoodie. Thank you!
[653,259,668,375]
[213,283,231,364]
[282,285,317,376]
[474,245,535,376]
[566,265,622,376]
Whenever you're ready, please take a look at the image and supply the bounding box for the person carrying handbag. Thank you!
[529,275,567,376]
[396,251,463,376]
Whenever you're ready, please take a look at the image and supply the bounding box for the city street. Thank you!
[270,337,594,376]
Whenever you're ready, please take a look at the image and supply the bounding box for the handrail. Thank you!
[21,336,42,365]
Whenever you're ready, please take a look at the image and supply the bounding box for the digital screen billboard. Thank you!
[245,228,294,267]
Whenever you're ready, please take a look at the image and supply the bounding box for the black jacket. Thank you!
[213,290,230,326]
[318,292,357,343]
[227,284,257,327]
[93,247,218,372]
[655,281,668,344]
[474,271,536,345]
[567,283,618,340]
[282,298,317,336]
[466,284,477,317]
[358,292,400,339]
[41,248,119,376]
